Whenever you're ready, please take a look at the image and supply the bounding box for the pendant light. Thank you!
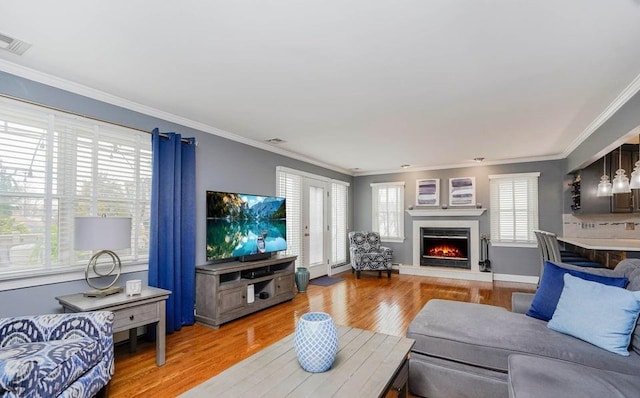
[612,146,631,194]
[630,135,640,189]
[596,154,613,197]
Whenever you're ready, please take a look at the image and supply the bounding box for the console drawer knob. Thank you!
[130,315,135,321]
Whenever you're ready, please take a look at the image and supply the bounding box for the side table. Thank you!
[56,286,171,366]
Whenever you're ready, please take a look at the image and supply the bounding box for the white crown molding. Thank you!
[563,71,640,157]
[354,154,565,177]
[0,59,353,176]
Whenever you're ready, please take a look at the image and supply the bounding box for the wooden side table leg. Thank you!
[157,301,166,366]
[398,382,408,398]
[128,328,137,353]
[390,358,410,398]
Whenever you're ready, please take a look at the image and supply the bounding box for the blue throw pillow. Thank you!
[547,273,640,356]
[526,261,628,321]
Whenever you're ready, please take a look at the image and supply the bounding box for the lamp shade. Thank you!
[612,169,631,194]
[630,160,640,189]
[75,217,132,251]
[596,175,613,197]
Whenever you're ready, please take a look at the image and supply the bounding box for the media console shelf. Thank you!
[195,255,297,328]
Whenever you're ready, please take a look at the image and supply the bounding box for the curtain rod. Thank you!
[0,93,195,145]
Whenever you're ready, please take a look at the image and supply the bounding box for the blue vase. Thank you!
[294,312,338,373]
[295,267,310,293]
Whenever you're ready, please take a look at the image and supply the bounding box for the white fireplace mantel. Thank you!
[406,208,486,217]
[399,219,492,282]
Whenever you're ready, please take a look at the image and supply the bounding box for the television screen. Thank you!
[206,191,287,261]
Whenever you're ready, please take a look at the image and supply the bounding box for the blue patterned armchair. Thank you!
[0,311,114,398]
[348,231,393,279]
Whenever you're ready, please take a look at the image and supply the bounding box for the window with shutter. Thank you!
[0,97,151,281]
[371,182,405,242]
[489,172,539,245]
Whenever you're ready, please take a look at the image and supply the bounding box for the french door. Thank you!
[302,177,329,279]
[277,166,349,278]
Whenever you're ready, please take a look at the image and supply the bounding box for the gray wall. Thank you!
[0,71,352,316]
[352,159,566,277]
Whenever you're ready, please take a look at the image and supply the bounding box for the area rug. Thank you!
[309,276,344,286]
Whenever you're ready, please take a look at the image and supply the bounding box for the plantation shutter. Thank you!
[489,173,539,244]
[331,181,348,265]
[371,182,405,242]
[0,96,151,276]
[276,168,302,268]
[0,103,52,269]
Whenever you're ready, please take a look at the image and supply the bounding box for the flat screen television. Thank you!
[206,191,287,262]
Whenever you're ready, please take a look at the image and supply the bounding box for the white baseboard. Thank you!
[493,273,539,284]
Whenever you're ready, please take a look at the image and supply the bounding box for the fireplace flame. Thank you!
[428,245,464,258]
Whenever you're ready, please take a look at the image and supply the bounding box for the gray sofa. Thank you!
[406,259,640,398]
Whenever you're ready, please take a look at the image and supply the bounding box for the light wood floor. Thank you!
[110,270,536,397]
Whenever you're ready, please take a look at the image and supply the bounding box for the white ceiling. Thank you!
[1,1,640,175]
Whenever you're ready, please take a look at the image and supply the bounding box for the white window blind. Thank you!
[371,182,405,242]
[0,97,151,278]
[489,173,540,244]
[277,168,303,268]
[331,182,348,265]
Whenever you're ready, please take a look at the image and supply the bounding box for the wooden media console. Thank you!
[195,255,297,328]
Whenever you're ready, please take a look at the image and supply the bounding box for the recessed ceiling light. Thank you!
[473,157,485,162]
[265,138,286,144]
[400,164,411,169]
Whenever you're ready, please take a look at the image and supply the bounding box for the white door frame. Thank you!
[302,176,330,279]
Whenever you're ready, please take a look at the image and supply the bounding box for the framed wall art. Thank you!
[416,178,440,206]
[449,177,475,206]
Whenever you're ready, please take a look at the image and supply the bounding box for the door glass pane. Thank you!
[309,185,324,265]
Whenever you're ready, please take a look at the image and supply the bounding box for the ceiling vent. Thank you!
[266,138,286,144]
[0,33,32,56]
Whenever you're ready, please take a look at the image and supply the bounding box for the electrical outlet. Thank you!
[626,222,635,231]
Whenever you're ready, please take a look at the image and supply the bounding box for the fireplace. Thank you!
[420,227,470,269]
[407,220,489,281]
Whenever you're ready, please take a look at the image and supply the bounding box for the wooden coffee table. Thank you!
[180,325,415,397]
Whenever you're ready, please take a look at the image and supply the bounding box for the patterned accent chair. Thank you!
[348,231,393,279]
[0,311,114,398]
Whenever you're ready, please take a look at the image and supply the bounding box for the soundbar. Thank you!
[241,269,275,279]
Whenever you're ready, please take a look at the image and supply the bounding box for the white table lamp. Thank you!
[75,216,132,297]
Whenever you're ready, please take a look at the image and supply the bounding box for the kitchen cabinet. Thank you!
[572,159,610,214]
[572,145,640,214]
[558,237,640,269]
